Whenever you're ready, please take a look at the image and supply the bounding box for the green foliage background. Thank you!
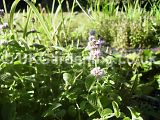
[0,0,160,120]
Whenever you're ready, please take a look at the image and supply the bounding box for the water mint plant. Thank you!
[87,30,105,79]
[0,0,160,120]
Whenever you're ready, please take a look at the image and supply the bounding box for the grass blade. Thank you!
[23,9,32,38]
[2,0,7,13]
[9,0,20,30]
[76,0,94,21]
[24,0,52,40]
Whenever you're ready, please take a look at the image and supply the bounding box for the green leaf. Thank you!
[67,105,77,117]
[80,101,87,111]
[55,109,66,118]
[154,60,160,65]
[130,73,142,94]
[9,0,21,30]
[127,107,143,120]
[126,53,139,61]
[23,9,32,38]
[31,0,36,4]
[87,110,97,117]
[88,93,98,109]
[13,60,21,65]
[85,75,96,92]
[112,101,120,118]
[63,73,73,86]
[43,103,62,117]
[141,61,152,72]
[97,97,103,110]
[123,117,131,120]
[66,92,77,102]
[142,49,153,57]
[100,108,114,119]
[155,75,160,90]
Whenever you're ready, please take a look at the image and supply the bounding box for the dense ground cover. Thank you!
[0,0,160,120]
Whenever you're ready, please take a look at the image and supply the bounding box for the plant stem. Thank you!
[2,0,7,14]
[95,58,97,68]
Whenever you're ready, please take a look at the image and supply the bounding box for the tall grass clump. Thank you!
[89,0,160,49]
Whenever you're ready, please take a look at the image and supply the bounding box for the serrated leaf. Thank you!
[127,107,143,120]
[88,111,97,117]
[97,97,103,110]
[43,103,62,117]
[100,108,114,119]
[88,93,97,106]
[112,101,120,118]
[130,74,142,93]
[85,75,96,91]
[63,73,73,86]
[80,101,87,111]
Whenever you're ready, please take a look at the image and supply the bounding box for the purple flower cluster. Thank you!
[88,30,105,78]
[90,67,104,78]
[87,31,104,59]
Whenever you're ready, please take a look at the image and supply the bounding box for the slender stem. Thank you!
[76,0,94,21]
[51,0,55,15]
[67,0,76,34]
[2,0,7,14]
[76,103,81,120]
[94,58,97,68]
[1,0,7,25]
